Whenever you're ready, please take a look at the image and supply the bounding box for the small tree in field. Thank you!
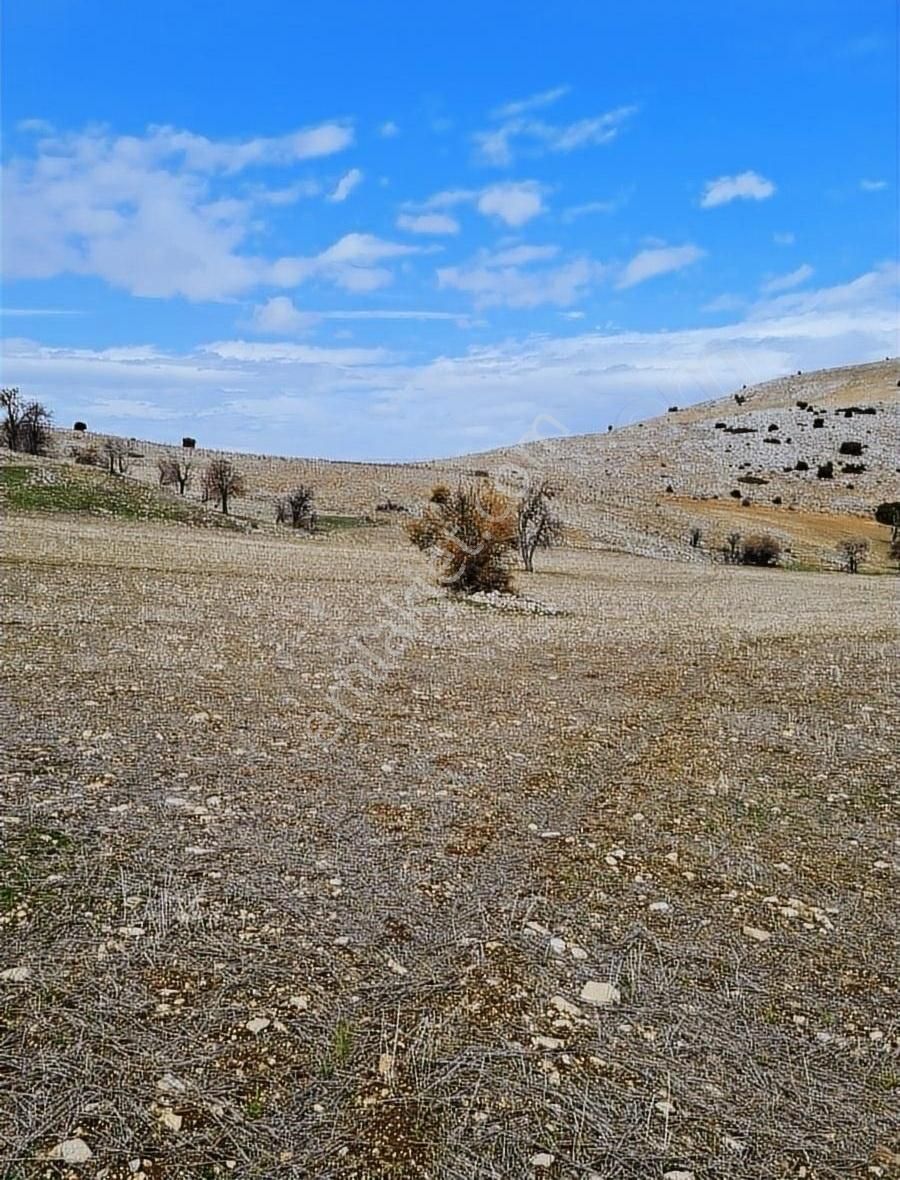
[157,454,194,495]
[1,388,53,454]
[723,531,742,564]
[516,479,563,572]
[837,538,868,574]
[101,437,129,475]
[276,485,316,529]
[203,459,245,515]
[406,479,517,594]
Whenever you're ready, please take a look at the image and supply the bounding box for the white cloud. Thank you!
[860,178,888,192]
[253,180,322,205]
[1,122,361,300]
[773,231,795,246]
[5,265,896,458]
[2,307,83,316]
[396,212,460,235]
[329,168,363,202]
[474,105,636,165]
[561,197,624,222]
[700,170,775,208]
[202,340,392,365]
[249,297,468,334]
[490,86,570,120]
[379,121,400,138]
[438,245,600,309]
[702,293,746,313]
[759,263,814,294]
[268,233,429,294]
[617,244,704,288]
[476,181,546,226]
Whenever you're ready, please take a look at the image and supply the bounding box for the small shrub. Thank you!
[741,497,751,507]
[768,423,779,432]
[688,526,702,548]
[837,538,869,574]
[668,405,679,413]
[182,437,197,449]
[841,463,865,475]
[729,489,741,499]
[795,459,809,471]
[406,479,517,594]
[817,461,834,480]
[73,421,87,432]
[772,496,782,504]
[812,418,824,428]
[741,534,782,567]
[838,440,863,456]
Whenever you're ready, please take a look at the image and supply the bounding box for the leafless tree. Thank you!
[837,538,869,574]
[157,454,194,495]
[276,484,316,529]
[516,479,563,572]
[723,531,742,564]
[203,458,245,515]
[689,525,703,549]
[1,388,53,454]
[101,437,129,475]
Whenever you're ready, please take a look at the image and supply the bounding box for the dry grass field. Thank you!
[2,361,899,1179]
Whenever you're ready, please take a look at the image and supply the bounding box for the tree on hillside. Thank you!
[406,479,517,594]
[203,458,245,515]
[101,437,130,476]
[1,388,53,455]
[875,502,900,542]
[157,453,194,495]
[890,535,900,569]
[276,484,317,529]
[837,538,868,574]
[741,534,782,567]
[722,531,742,564]
[516,479,563,572]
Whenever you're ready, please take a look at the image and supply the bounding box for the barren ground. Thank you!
[2,506,898,1179]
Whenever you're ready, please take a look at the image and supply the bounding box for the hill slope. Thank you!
[45,358,900,567]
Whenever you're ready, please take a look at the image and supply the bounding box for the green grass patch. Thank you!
[0,464,240,528]
[316,512,378,532]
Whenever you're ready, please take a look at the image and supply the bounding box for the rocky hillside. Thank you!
[45,358,900,568]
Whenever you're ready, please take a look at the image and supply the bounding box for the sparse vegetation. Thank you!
[837,538,869,573]
[157,453,195,495]
[202,458,246,515]
[275,484,317,529]
[1,387,53,455]
[817,460,834,479]
[516,478,563,572]
[406,479,517,593]
[741,533,782,566]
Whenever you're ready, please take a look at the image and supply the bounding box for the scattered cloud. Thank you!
[860,178,888,192]
[396,212,460,235]
[379,121,400,138]
[253,179,322,205]
[249,297,468,335]
[773,231,795,246]
[476,181,546,226]
[474,103,637,165]
[269,233,428,294]
[490,86,570,121]
[328,168,363,202]
[702,293,745,313]
[760,263,814,294]
[5,265,896,459]
[2,307,84,316]
[561,196,627,222]
[17,117,55,134]
[617,244,704,288]
[438,244,601,309]
[700,170,775,208]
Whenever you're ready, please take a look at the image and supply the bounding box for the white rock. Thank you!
[532,1035,564,1050]
[159,1108,182,1132]
[655,1099,675,1116]
[742,925,772,943]
[48,1138,93,1163]
[724,1135,746,1152]
[156,1073,186,1094]
[549,937,567,956]
[0,966,31,983]
[550,994,581,1018]
[569,946,588,961]
[289,994,310,1010]
[246,1017,270,1034]
[580,980,620,1007]
[649,901,672,913]
[664,1172,696,1180]
[530,1152,555,1168]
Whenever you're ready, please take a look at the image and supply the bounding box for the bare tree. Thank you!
[688,525,703,549]
[516,479,563,572]
[1,388,53,454]
[837,538,869,574]
[276,484,316,529]
[723,531,742,564]
[101,437,130,476]
[203,459,245,515]
[890,535,900,569]
[157,453,194,495]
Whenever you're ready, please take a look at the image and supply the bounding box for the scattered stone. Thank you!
[743,926,772,943]
[649,901,672,913]
[159,1108,183,1132]
[0,966,31,983]
[569,945,588,961]
[549,937,567,956]
[664,1172,695,1180]
[530,1152,555,1168]
[532,1035,563,1050]
[655,1099,675,1116]
[289,994,310,1010]
[246,1017,270,1034]
[550,995,581,1019]
[580,980,620,1007]
[48,1138,93,1163]
[156,1073,186,1095]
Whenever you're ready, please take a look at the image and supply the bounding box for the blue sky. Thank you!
[1,0,897,458]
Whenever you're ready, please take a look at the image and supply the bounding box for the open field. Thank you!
[2,504,898,1179]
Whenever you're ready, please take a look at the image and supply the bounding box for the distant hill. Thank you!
[40,358,900,568]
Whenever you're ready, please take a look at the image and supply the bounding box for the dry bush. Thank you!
[71,445,100,466]
[275,484,317,529]
[101,437,130,475]
[1,387,53,455]
[722,531,742,564]
[741,533,782,567]
[406,479,517,593]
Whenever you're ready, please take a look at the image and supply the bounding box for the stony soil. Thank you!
[1,507,898,1180]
